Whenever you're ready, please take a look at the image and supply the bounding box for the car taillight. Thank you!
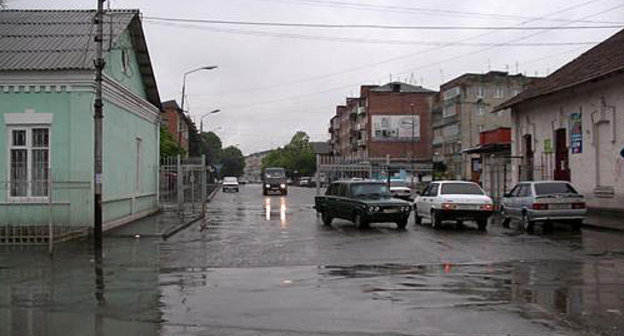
[572,202,586,209]
[442,203,455,210]
[532,203,549,210]
[481,204,493,211]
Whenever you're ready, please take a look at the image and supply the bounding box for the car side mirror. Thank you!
[503,193,512,198]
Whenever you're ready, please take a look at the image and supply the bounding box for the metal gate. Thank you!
[159,155,210,221]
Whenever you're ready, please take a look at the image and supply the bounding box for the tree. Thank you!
[219,146,245,178]
[200,131,222,165]
[160,127,184,158]
[261,131,315,177]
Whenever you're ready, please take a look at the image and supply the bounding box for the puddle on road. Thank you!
[158,258,624,336]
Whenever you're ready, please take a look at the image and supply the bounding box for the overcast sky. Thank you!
[7,0,624,155]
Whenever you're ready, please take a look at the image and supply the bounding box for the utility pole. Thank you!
[93,0,106,252]
[410,103,416,185]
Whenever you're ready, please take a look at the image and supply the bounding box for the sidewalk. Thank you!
[584,210,624,232]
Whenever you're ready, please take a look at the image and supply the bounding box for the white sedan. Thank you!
[413,180,494,231]
[222,176,240,192]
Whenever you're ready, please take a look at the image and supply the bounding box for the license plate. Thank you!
[457,205,480,210]
[383,208,400,213]
[550,204,571,209]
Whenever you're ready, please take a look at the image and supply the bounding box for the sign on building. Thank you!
[372,115,420,141]
[569,112,582,154]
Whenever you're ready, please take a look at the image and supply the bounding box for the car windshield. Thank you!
[534,182,578,195]
[440,183,484,195]
[351,183,390,197]
[223,177,237,183]
[265,169,285,178]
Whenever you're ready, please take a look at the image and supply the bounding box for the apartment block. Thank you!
[435,71,538,180]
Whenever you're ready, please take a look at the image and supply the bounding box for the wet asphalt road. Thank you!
[2,184,624,336]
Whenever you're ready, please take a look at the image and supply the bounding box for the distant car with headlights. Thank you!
[413,181,493,231]
[222,176,239,192]
[314,180,412,229]
[263,167,288,195]
[500,181,586,232]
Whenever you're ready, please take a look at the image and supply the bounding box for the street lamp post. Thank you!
[178,65,218,153]
[199,109,221,156]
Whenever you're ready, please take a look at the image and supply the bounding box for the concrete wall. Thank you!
[511,73,624,211]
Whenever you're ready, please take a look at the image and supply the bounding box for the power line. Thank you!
[143,16,622,30]
[193,0,622,110]
[144,21,600,47]
[186,0,618,96]
[251,0,624,25]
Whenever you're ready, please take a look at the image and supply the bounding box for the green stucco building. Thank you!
[0,9,161,241]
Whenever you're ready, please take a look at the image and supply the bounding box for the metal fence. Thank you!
[0,171,91,249]
[159,155,215,222]
[315,155,434,194]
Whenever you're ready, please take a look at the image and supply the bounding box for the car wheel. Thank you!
[431,210,441,230]
[477,219,487,232]
[321,212,333,226]
[396,218,408,230]
[414,213,422,226]
[354,211,369,229]
[522,212,534,233]
[570,219,583,232]
[500,207,511,228]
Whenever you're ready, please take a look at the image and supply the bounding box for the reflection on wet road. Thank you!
[1,184,624,335]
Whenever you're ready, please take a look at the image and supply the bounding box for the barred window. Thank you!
[8,127,50,199]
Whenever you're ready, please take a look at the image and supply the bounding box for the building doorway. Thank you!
[554,128,570,181]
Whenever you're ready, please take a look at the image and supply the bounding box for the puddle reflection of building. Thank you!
[0,238,163,336]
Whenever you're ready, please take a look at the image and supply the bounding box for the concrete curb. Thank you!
[581,221,624,233]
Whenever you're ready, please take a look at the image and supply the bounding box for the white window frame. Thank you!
[135,137,142,195]
[6,125,51,202]
[477,104,485,116]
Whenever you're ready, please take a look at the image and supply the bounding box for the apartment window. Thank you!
[9,127,50,198]
[494,86,504,98]
[475,86,484,98]
[477,104,485,116]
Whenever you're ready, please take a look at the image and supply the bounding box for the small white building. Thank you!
[497,28,624,212]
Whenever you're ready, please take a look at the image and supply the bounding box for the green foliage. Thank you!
[200,131,222,165]
[261,131,316,177]
[219,146,245,178]
[160,127,185,158]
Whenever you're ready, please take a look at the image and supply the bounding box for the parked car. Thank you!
[314,180,412,229]
[413,180,494,231]
[500,181,586,232]
[238,178,248,185]
[263,167,288,195]
[222,176,239,192]
[389,179,413,200]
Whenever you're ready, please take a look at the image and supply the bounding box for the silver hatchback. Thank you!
[500,181,586,232]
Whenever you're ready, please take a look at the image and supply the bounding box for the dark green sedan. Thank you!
[314,180,412,229]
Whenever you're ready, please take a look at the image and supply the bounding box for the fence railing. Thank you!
[0,173,91,249]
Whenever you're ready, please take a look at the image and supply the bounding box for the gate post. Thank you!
[201,155,206,217]
[177,154,183,217]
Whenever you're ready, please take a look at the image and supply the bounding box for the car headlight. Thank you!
[368,206,379,213]
[280,184,286,189]
[265,184,270,188]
